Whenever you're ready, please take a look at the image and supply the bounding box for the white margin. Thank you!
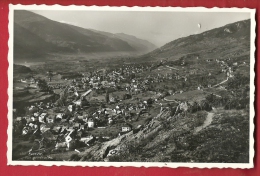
[7,4,256,168]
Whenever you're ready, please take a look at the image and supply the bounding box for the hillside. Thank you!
[13,64,32,74]
[139,19,250,63]
[65,108,248,163]
[13,10,157,61]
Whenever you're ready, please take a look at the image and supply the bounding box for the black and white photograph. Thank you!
[8,5,255,168]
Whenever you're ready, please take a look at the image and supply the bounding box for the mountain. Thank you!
[139,19,250,62]
[115,33,157,53]
[88,30,157,53]
[14,10,156,61]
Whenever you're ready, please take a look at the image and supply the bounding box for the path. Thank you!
[165,65,179,70]
[194,112,214,134]
[212,78,228,88]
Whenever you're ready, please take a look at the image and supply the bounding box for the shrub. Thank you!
[194,111,207,127]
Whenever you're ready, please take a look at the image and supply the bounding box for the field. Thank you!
[165,90,209,102]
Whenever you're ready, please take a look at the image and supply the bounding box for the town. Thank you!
[11,10,251,162]
[12,54,250,161]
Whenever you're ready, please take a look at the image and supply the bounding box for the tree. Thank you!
[37,79,48,92]
[206,93,215,104]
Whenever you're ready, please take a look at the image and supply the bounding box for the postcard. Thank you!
[8,4,255,168]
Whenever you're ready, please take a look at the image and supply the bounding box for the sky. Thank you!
[32,10,250,47]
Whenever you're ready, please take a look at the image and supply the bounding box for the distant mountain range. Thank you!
[14,10,157,60]
[139,19,250,61]
[14,10,250,67]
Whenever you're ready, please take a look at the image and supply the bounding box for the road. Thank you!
[194,112,214,134]
[212,77,229,88]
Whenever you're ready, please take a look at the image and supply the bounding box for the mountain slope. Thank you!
[13,10,156,61]
[89,29,157,53]
[115,33,157,53]
[139,19,250,62]
[14,10,134,54]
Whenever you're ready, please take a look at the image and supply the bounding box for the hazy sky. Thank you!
[32,10,250,47]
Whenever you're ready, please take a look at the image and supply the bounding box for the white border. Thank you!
[7,4,256,168]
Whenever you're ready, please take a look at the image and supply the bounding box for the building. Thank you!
[121,123,132,132]
[31,116,37,122]
[15,117,22,122]
[39,113,47,123]
[46,116,55,123]
[56,113,64,119]
[87,118,95,128]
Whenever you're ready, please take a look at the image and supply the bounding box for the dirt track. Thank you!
[212,77,229,87]
[194,112,214,134]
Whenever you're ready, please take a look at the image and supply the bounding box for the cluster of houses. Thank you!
[215,58,234,78]
[13,57,237,155]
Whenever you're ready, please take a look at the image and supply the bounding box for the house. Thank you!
[16,117,22,122]
[29,77,36,84]
[73,99,81,106]
[56,113,64,119]
[80,124,85,130]
[110,97,117,103]
[46,116,55,123]
[22,127,30,135]
[227,71,234,78]
[121,123,132,132]
[31,116,37,122]
[25,116,31,123]
[55,142,67,149]
[87,118,95,128]
[101,81,108,86]
[39,113,47,123]
[77,116,84,120]
[69,119,74,124]
[73,123,80,129]
[108,117,113,125]
[80,135,94,144]
[40,124,50,133]
[33,112,40,117]
[68,105,73,112]
[82,116,88,123]
[28,122,35,128]
[52,126,61,133]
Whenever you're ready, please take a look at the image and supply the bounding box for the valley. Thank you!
[12,12,252,163]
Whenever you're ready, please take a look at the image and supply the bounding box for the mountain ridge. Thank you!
[85,29,157,53]
[139,19,250,61]
[14,10,157,61]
